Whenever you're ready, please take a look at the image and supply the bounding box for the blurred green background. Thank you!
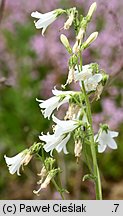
[0,0,123,199]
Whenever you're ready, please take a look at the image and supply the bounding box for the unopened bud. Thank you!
[76,28,85,41]
[60,34,72,53]
[102,73,109,86]
[73,41,79,54]
[87,2,97,20]
[83,32,98,48]
[74,140,82,158]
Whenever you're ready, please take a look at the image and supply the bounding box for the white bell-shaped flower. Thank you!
[39,115,80,154]
[37,88,77,119]
[39,133,70,154]
[74,64,102,92]
[4,150,32,175]
[31,9,63,35]
[74,64,93,81]
[52,115,79,137]
[84,74,102,92]
[95,129,119,153]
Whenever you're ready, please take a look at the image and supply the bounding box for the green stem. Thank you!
[52,179,65,200]
[77,51,102,199]
[82,82,102,200]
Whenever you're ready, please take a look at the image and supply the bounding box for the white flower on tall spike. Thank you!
[94,128,119,153]
[52,115,79,137]
[4,150,32,175]
[39,116,80,154]
[31,9,64,35]
[84,74,102,92]
[74,64,93,81]
[39,132,70,154]
[36,88,77,119]
[74,64,102,92]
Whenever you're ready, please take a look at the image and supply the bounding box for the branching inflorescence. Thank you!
[4,2,119,200]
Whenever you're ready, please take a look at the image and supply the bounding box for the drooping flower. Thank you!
[36,88,77,119]
[74,64,93,81]
[39,115,81,154]
[4,150,32,175]
[84,74,102,92]
[39,132,70,154]
[94,128,119,153]
[31,9,64,35]
[74,64,102,92]
[52,115,79,137]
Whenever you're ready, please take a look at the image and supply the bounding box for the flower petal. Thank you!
[55,133,70,153]
[52,115,78,136]
[31,11,44,19]
[109,131,119,138]
[92,74,102,83]
[98,143,107,153]
[75,70,92,81]
[35,16,56,29]
[52,87,75,96]
[108,138,117,149]
[57,95,70,109]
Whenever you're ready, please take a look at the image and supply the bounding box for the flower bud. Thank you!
[60,34,72,53]
[83,32,98,48]
[76,28,85,41]
[72,41,79,54]
[87,2,97,20]
[102,73,109,86]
